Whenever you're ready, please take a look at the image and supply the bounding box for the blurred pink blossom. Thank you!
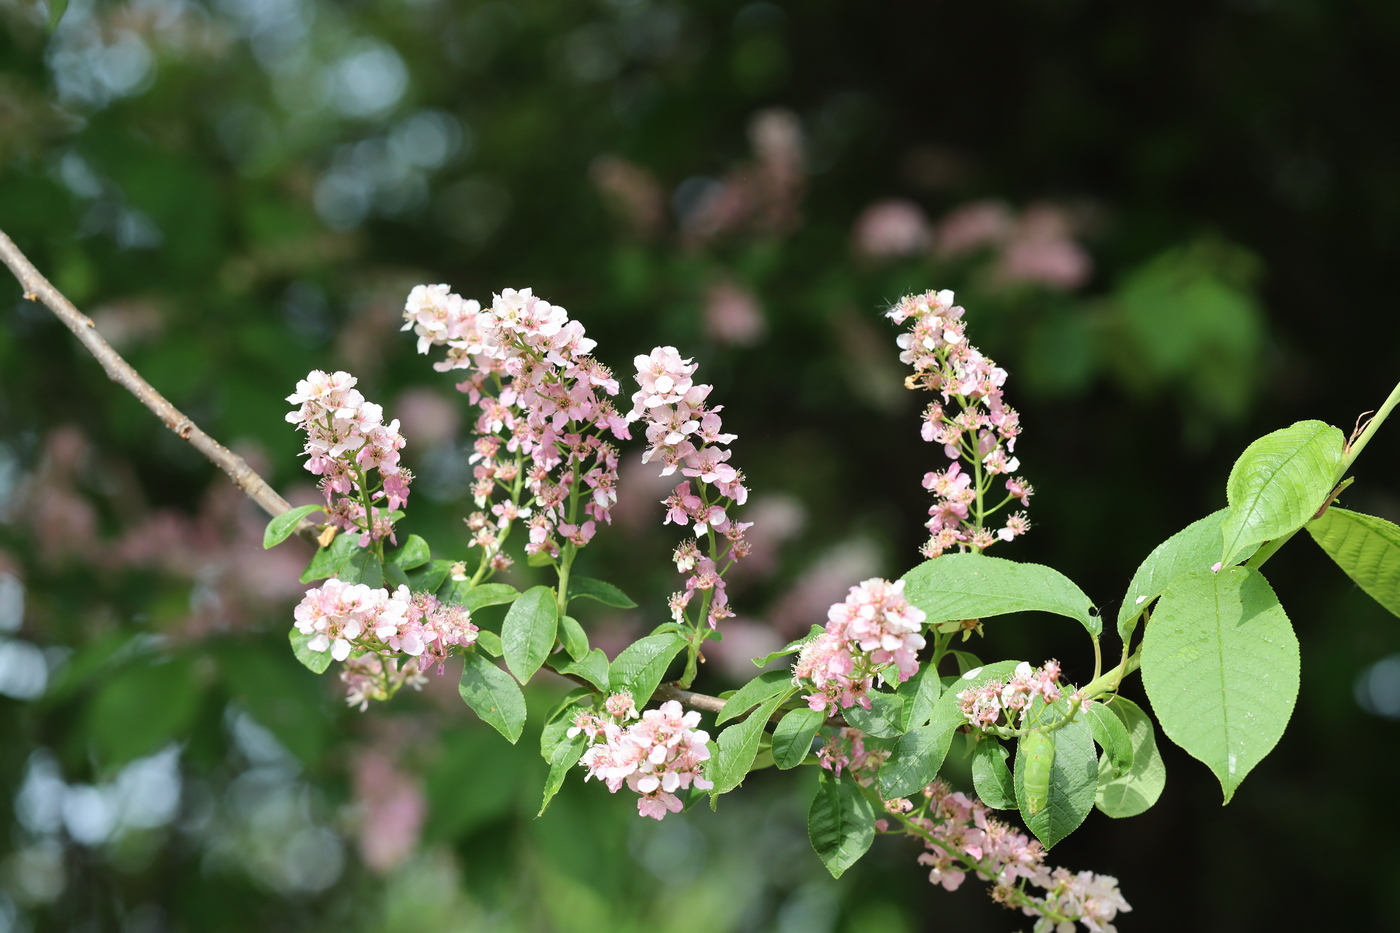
[703,279,766,346]
[768,539,882,637]
[351,750,425,874]
[992,203,1092,291]
[393,388,460,449]
[852,199,931,259]
[590,155,666,239]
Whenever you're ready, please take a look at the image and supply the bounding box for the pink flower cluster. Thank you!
[886,290,1032,557]
[895,781,1129,931]
[293,578,477,707]
[957,660,1077,730]
[286,370,410,545]
[817,726,888,779]
[792,578,927,715]
[630,347,751,629]
[575,696,714,820]
[403,285,630,563]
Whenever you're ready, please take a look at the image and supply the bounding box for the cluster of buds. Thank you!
[957,660,1081,730]
[889,781,1130,932]
[574,696,714,820]
[792,578,927,715]
[886,289,1032,557]
[630,347,751,629]
[286,370,410,546]
[403,285,629,564]
[293,578,477,707]
[817,726,888,779]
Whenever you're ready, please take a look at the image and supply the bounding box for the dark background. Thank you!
[3,0,1400,930]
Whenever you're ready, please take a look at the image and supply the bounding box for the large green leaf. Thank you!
[1141,567,1299,802]
[501,585,558,684]
[1119,509,1239,643]
[263,504,323,549]
[1220,420,1343,566]
[609,632,687,704]
[386,535,432,571]
[895,664,942,731]
[771,707,825,770]
[709,690,793,795]
[87,656,202,765]
[1307,507,1400,619]
[554,648,610,692]
[879,723,955,800]
[717,670,796,725]
[901,553,1099,636]
[1014,713,1096,849]
[808,770,875,879]
[458,651,527,744]
[1095,698,1166,818]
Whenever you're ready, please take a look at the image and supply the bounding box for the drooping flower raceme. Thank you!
[630,347,751,629]
[792,578,927,715]
[293,578,477,708]
[886,290,1032,557]
[402,285,630,570]
[575,697,714,820]
[286,370,410,546]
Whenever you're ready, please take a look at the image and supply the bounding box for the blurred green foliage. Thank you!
[3,0,1400,931]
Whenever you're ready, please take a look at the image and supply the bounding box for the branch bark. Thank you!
[0,227,321,545]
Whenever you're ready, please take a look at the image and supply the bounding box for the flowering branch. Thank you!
[0,227,321,546]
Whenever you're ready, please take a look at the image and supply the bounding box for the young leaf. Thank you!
[970,738,1016,809]
[288,628,331,674]
[539,733,587,817]
[443,582,521,613]
[1220,419,1344,567]
[1307,507,1400,619]
[709,690,793,796]
[299,532,360,584]
[752,624,824,667]
[901,553,1099,636]
[406,559,453,595]
[1084,702,1135,777]
[842,692,907,739]
[609,631,687,704]
[808,769,875,879]
[566,576,638,609]
[717,670,795,725]
[555,649,610,692]
[1095,698,1167,818]
[879,722,956,800]
[458,651,527,744]
[1014,714,1096,848]
[896,665,942,731]
[386,535,432,571]
[771,707,825,769]
[502,585,558,684]
[263,504,324,549]
[558,614,589,662]
[1141,566,1299,803]
[1118,508,1252,644]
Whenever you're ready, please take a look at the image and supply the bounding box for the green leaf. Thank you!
[538,733,587,817]
[842,692,906,739]
[1095,698,1167,818]
[87,657,201,765]
[1307,507,1400,619]
[48,0,70,31]
[901,553,1099,636]
[880,723,955,799]
[299,532,360,584]
[709,691,792,796]
[771,707,825,769]
[406,560,453,595]
[288,627,332,674]
[540,689,593,759]
[609,632,687,704]
[1141,566,1299,802]
[808,769,875,878]
[527,550,556,568]
[896,665,942,731]
[970,738,1016,809]
[444,582,521,613]
[566,576,637,609]
[458,651,527,743]
[384,563,410,590]
[555,649,610,692]
[1014,713,1097,848]
[717,670,795,725]
[475,630,503,657]
[386,535,431,571]
[1084,702,1135,777]
[752,624,825,667]
[263,504,323,549]
[502,586,558,684]
[344,549,383,588]
[558,614,589,662]
[1220,420,1344,566]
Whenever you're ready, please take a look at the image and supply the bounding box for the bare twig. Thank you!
[0,227,320,545]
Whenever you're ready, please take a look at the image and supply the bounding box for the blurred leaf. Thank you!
[406,559,453,594]
[87,656,201,765]
[386,535,431,571]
